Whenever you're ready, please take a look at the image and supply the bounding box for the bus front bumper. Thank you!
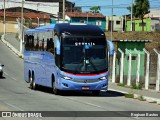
[57,78,108,91]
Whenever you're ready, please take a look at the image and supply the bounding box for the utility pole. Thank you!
[20,0,24,54]
[111,0,113,41]
[63,0,65,23]
[3,0,6,35]
[130,0,133,31]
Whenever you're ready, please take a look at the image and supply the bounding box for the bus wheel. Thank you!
[52,82,60,95]
[92,90,100,96]
[30,74,37,90]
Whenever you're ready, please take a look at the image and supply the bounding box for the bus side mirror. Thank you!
[56,47,60,55]
[55,37,60,55]
[1,65,4,67]
[107,40,114,56]
[54,37,61,55]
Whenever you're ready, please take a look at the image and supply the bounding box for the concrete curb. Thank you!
[1,34,24,58]
[109,88,160,105]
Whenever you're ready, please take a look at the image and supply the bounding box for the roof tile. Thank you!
[0,12,50,19]
[66,12,105,18]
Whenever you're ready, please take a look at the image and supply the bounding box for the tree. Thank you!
[127,0,150,31]
[90,6,101,13]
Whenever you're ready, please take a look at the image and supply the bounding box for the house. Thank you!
[0,1,59,16]
[65,12,106,31]
[126,17,160,32]
[0,11,50,33]
[106,16,124,32]
[25,0,77,18]
[126,18,151,32]
[126,9,160,32]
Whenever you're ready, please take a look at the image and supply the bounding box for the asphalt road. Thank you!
[0,40,160,120]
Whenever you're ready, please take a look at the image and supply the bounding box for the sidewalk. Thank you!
[109,82,160,105]
[1,33,160,105]
[1,33,24,57]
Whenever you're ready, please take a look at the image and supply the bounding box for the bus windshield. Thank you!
[61,37,107,73]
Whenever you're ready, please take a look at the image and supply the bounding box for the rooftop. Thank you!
[66,12,105,18]
[0,12,50,19]
[112,40,152,43]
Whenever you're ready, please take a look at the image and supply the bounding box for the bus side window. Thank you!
[31,35,34,50]
[25,35,29,50]
[49,38,54,54]
[46,38,50,51]
[36,37,39,50]
[29,35,32,51]
[42,39,44,51]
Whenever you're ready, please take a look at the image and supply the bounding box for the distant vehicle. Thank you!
[0,64,4,77]
[24,23,113,95]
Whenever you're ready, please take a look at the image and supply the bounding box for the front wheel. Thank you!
[52,81,60,95]
[92,90,100,96]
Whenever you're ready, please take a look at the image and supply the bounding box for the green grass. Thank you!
[125,93,134,98]
[19,55,23,59]
[131,84,142,90]
[117,83,125,87]
[131,81,143,90]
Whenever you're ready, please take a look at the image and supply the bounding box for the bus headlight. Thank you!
[60,74,72,80]
[99,76,107,80]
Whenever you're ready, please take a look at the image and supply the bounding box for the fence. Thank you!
[110,48,160,92]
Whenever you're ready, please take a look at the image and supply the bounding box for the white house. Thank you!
[0,0,59,16]
[106,16,124,32]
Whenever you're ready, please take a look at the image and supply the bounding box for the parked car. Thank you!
[0,64,4,77]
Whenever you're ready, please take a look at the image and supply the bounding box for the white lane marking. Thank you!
[65,97,141,119]
[4,71,8,76]
[11,77,18,81]
[4,71,18,81]
[4,101,24,111]
[65,97,102,108]
[2,101,43,120]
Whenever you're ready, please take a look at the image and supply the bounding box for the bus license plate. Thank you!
[82,86,89,90]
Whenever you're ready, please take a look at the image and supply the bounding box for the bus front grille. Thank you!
[70,79,100,83]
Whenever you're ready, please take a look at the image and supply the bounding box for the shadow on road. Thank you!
[0,76,6,79]
[30,86,125,97]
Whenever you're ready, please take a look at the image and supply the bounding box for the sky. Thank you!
[68,0,160,16]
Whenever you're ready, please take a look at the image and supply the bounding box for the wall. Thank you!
[106,16,124,32]
[67,17,106,31]
[0,17,18,33]
[151,19,160,32]
[127,18,151,32]
[116,42,145,78]
[0,16,50,33]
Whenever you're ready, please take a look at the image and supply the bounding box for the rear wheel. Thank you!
[92,90,100,96]
[30,73,37,90]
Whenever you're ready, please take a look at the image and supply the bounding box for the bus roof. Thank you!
[54,23,105,37]
[25,24,55,34]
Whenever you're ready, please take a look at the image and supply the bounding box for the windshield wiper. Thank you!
[74,58,84,74]
[88,58,98,73]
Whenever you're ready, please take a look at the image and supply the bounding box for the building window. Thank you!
[128,56,136,60]
[80,20,85,23]
[96,21,102,26]
[116,21,120,25]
